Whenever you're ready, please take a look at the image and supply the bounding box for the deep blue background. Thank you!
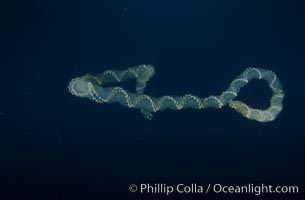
[2,0,305,199]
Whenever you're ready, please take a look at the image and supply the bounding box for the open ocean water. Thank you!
[2,0,305,199]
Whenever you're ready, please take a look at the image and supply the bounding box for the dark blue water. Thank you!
[2,0,305,199]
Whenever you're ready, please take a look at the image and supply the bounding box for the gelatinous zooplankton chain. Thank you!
[68,65,284,122]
